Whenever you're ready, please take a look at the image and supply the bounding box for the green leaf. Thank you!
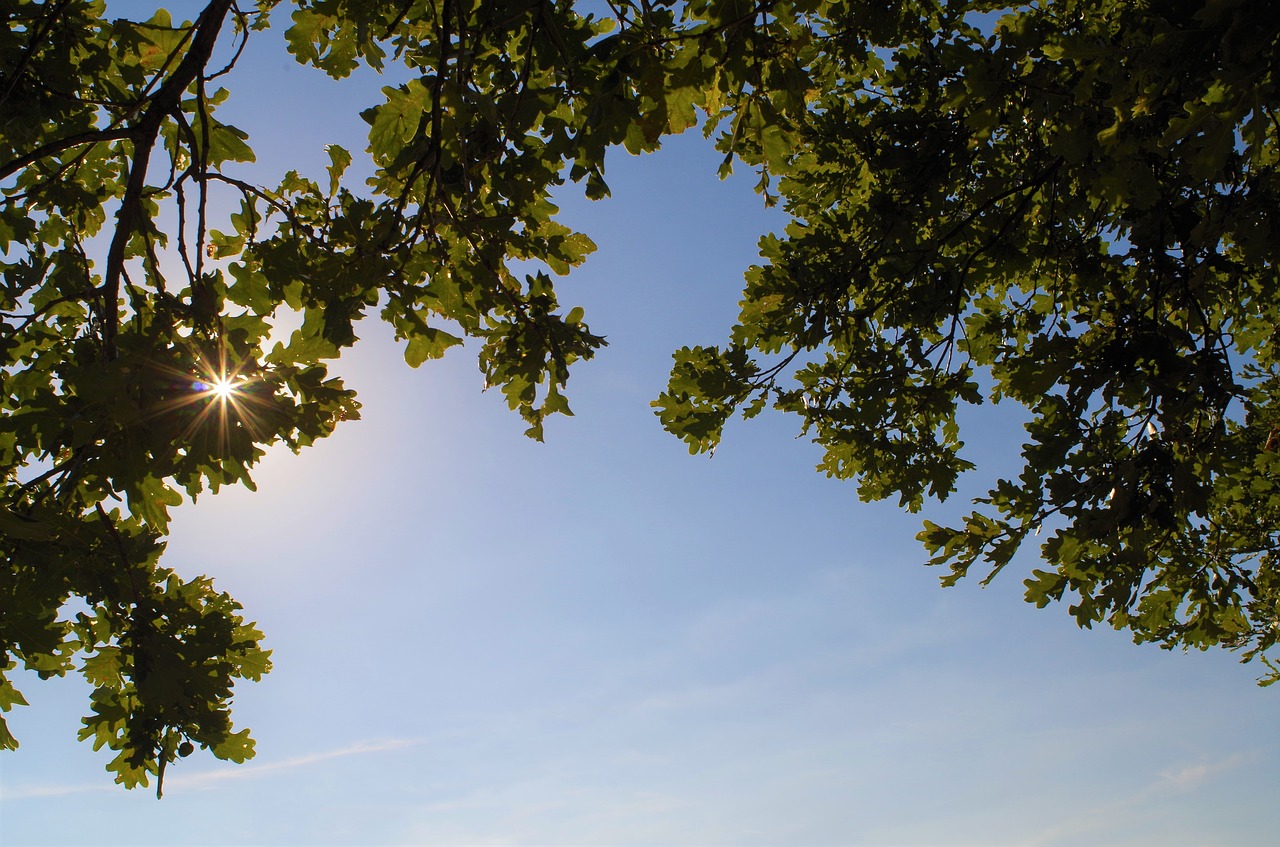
[404,327,463,367]
[365,79,430,159]
[0,677,29,713]
[211,728,255,764]
[325,144,351,195]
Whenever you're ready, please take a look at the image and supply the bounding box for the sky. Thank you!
[1,4,1278,846]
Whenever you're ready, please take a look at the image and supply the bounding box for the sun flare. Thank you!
[175,361,270,448]
[208,376,238,400]
[191,372,245,402]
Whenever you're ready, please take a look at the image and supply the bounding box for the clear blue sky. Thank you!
[1,5,1276,845]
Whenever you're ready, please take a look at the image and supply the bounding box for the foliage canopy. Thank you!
[2,0,1277,792]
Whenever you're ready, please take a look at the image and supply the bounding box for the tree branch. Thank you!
[99,0,235,359]
[0,127,133,183]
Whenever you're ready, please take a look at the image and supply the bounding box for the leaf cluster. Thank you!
[654,0,1280,682]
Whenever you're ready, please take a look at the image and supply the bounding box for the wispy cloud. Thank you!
[1016,753,1248,847]
[1158,753,1244,791]
[0,737,422,801]
[0,781,116,801]
[168,736,423,792]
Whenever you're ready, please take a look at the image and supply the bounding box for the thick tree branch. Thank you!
[99,0,235,358]
[0,127,133,183]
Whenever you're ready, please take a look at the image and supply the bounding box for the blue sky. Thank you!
[1,5,1277,845]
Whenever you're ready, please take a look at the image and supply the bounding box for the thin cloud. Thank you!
[1158,753,1244,791]
[168,737,424,791]
[0,737,422,801]
[1017,753,1248,846]
[0,781,116,801]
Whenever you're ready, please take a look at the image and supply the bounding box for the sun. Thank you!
[207,376,239,401]
[190,374,242,401]
[141,347,275,458]
[177,361,270,447]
